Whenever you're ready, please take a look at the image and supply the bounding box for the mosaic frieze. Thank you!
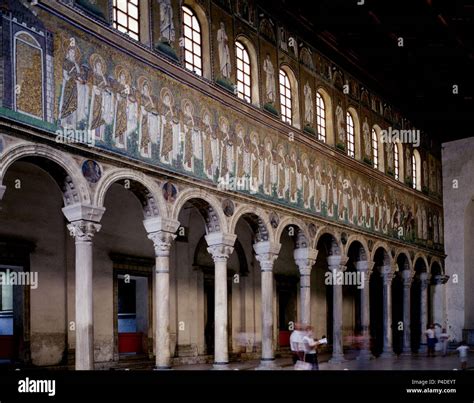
[1,17,445,250]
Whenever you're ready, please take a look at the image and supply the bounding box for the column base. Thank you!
[380,350,395,358]
[400,348,412,356]
[356,349,374,361]
[212,362,230,370]
[154,365,172,370]
[418,344,427,353]
[328,353,346,364]
[255,358,280,370]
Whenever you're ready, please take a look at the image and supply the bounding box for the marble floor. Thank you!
[173,350,473,371]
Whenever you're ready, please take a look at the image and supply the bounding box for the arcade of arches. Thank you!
[0,143,446,369]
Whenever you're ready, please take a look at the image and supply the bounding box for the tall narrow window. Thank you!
[182,6,202,76]
[346,112,355,158]
[279,69,292,125]
[235,41,251,103]
[412,154,417,189]
[113,0,140,40]
[394,144,399,180]
[372,129,379,169]
[316,92,326,142]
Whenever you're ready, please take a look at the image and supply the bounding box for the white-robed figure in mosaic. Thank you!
[263,54,275,103]
[250,132,262,189]
[263,138,273,195]
[314,162,323,212]
[366,186,374,228]
[303,82,313,125]
[58,38,89,128]
[159,0,175,43]
[182,99,200,172]
[242,133,251,178]
[276,143,287,199]
[235,125,245,179]
[218,117,234,178]
[201,109,214,179]
[288,150,298,203]
[88,54,114,141]
[112,68,127,148]
[217,22,231,79]
[159,88,178,164]
[138,77,159,158]
[301,154,313,209]
[335,104,345,145]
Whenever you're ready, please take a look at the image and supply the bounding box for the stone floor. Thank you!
[173,350,473,371]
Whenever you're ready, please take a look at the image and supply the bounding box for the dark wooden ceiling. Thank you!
[264,0,474,145]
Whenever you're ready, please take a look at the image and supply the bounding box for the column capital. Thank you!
[294,247,318,275]
[402,269,414,287]
[143,216,181,234]
[148,231,176,258]
[419,272,429,289]
[327,255,348,270]
[67,220,101,242]
[433,274,449,285]
[355,260,375,272]
[205,232,236,263]
[254,241,281,272]
[62,203,105,224]
[380,265,394,284]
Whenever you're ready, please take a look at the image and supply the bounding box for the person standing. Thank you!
[439,328,450,357]
[290,323,305,364]
[425,324,436,357]
[302,326,320,370]
[456,341,469,370]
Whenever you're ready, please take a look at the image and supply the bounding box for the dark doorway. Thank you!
[116,273,150,356]
[204,276,215,355]
[0,265,29,364]
[276,276,297,348]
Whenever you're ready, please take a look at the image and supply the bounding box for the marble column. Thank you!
[144,217,180,369]
[432,274,449,327]
[205,232,236,369]
[419,272,429,352]
[328,255,347,364]
[401,270,413,355]
[355,260,374,360]
[380,265,394,358]
[294,247,318,326]
[63,204,105,370]
[0,184,6,201]
[254,241,281,369]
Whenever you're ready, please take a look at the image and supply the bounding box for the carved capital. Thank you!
[143,216,180,235]
[62,203,105,224]
[148,231,176,257]
[207,244,234,263]
[294,247,318,274]
[419,272,429,289]
[327,255,348,270]
[380,265,394,284]
[432,274,443,285]
[402,269,413,287]
[68,220,101,242]
[205,232,236,263]
[254,241,281,272]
